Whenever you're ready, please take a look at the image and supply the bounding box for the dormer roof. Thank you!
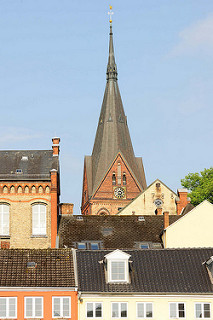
[104,249,131,260]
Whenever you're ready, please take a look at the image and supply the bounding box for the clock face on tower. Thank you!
[114,187,126,199]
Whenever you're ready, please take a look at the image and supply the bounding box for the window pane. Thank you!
[35,298,42,317]
[9,298,16,318]
[137,303,144,318]
[25,298,33,317]
[87,303,93,317]
[204,304,210,318]
[140,244,149,249]
[78,242,86,249]
[53,298,61,317]
[196,304,202,318]
[178,303,185,318]
[112,303,119,318]
[63,297,70,317]
[170,303,176,318]
[121,303,127,318]
[0,298,6,317]
[95,303,102,318]
[146,303,153,318]
[91,243,99,250]
[111,261,125,281]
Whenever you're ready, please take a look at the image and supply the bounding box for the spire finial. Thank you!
[108,5,114,24]
[106,5,117,81]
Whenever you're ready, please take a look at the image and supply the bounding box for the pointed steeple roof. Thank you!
[89,24,146,195]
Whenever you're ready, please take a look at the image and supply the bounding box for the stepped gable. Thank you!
[58,215,180,249]
[77,248,213,293]
[0,150,58,180]
[0,249,75,287]
[87,24,146,196]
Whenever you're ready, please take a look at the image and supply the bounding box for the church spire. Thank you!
[81,7,147,215]
[106,24,118,81]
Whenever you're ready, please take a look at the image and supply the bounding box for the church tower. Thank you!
[81,10,146,215]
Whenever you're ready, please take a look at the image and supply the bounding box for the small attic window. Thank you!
[76,216,83,221]
[156,182,161,188]
[21,156,28,161]
[102,227,113,236]
[138,216,145,222]
[27,262,37,269]
[16,169,22,174]
[104,249,131,283]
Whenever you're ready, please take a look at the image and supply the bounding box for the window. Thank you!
[78,242,86,249]
[170,303,185,318]
[86,302,102,318]
[140,243,149,249]
[32,203,46,235]
[25,297,43,318]
[52,297,71,318]
[112,302,127,318]
[0,204,9,235]
[111,261,125,281]
[137,302,153,318]
[195,303,211,318]
[0,297,17,319]
[91,242,99,250]
[77,242,101,250]
[112,173,116,185]
[122,175,126,185]
[106,250,131,283]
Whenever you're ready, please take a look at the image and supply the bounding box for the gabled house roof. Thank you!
[0,249,75,287]
[118,178,177,215]
[58,215,181,249]
[76,248,213,293]
[0,150,58,181]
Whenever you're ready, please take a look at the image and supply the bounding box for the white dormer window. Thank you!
[104,249,131,283]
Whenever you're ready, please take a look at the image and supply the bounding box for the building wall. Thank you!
[0,182,52,249]
[79,295,213,320]
[163,200,213,248]
[83,154,143,215]
[119,179,177,215]
[0,290,78,320]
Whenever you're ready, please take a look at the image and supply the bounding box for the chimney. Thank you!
[52,137,60,156]
[176,188,190,215]
[156,208,162,215]
[60,203,74,215]
[163,211,169,229]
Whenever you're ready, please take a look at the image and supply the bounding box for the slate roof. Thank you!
[0,150,58,180]
[0,249,75,287]
[58,215,180,249]
[182,203,194,216]
[87,25,146,196]
[77,248,213,293]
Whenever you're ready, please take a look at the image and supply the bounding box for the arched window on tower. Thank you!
[123,173,126,185]
[112,173,116,185]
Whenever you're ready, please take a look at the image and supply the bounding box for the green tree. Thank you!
[181,167,213,206]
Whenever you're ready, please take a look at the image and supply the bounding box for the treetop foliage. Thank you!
[181,167,213,206]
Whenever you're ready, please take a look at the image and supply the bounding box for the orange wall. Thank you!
[0,290,78,320]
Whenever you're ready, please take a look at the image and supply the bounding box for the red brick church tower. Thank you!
[81,19,146,215]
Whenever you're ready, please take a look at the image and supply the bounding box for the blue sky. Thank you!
[0,0,213,213]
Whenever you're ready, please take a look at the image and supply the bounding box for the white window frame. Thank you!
[52,296,71,318]
[195,302,211,319]
[136,302,153,318]
[0,297,17,319]
[32,203,47,235]
[109,260,128,282]
[24,296,43,318]
[0,204,10,236]
[86,302,103,318]
[169,302,186,319]
[111,302,128,318]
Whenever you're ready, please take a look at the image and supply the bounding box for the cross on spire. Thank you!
[108,5,114,23]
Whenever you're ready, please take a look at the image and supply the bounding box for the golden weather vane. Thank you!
[108,5,114,23]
